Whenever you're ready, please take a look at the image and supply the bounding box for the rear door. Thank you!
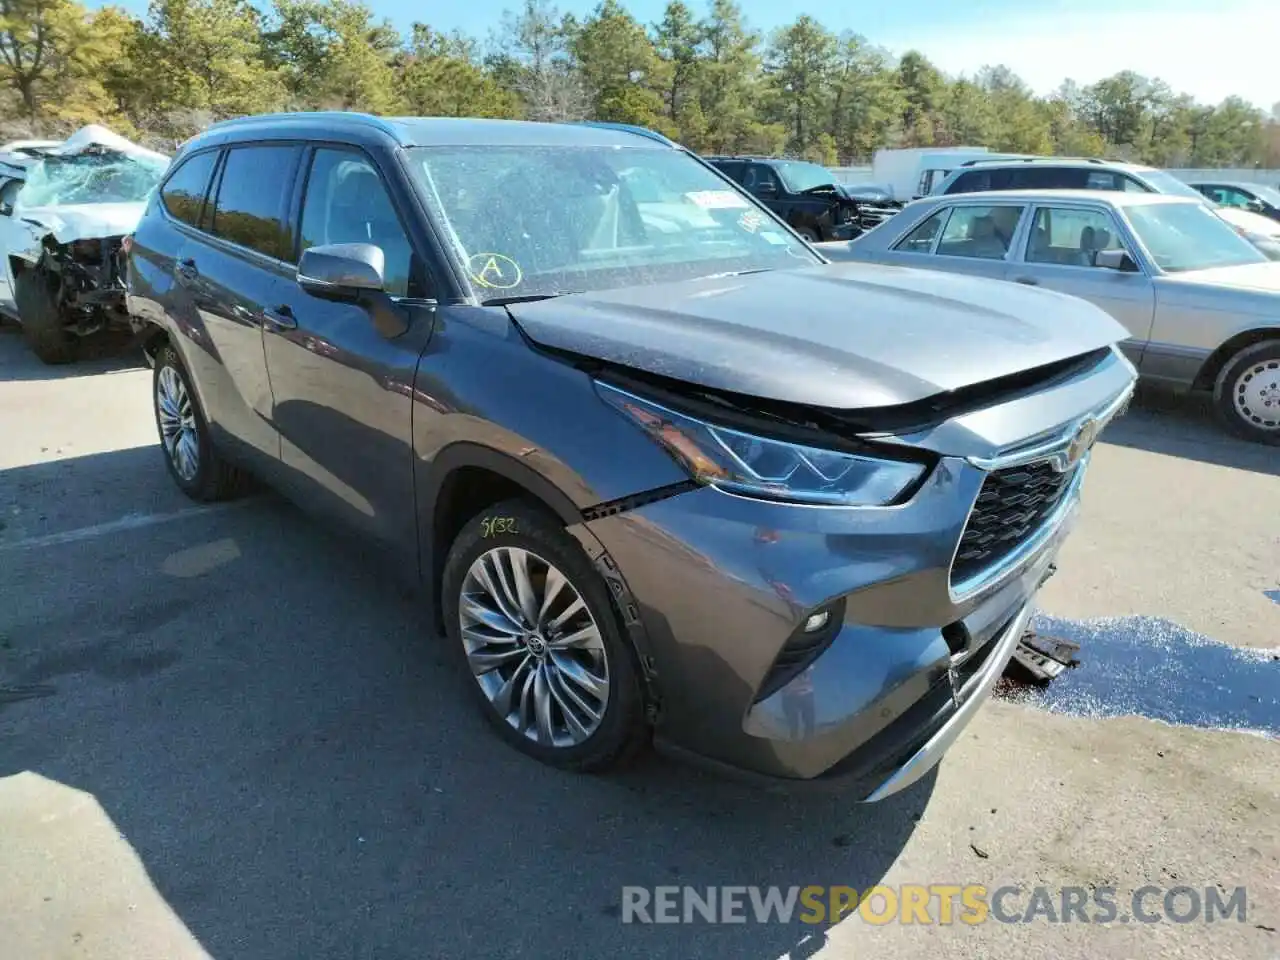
[262,143,434,556]
[180,142,302,468]
[1008,202,1156,361]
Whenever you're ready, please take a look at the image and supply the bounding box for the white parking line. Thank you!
[0,504,244,552]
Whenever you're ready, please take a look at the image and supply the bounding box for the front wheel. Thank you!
[14,268,76,364]
[794,226,820,243]
[1213,340,1280,445]
[152,343,246,500]
[441,498,647,772]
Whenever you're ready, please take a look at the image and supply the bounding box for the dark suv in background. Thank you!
[125,113,1134,797]
[706,155,896,241]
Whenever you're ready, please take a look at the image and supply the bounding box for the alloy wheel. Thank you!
[1232,358,1280,432]
[459,546,610,747]
[157,365,200,481]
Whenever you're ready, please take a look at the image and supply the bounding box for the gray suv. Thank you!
[126,113,1136,799]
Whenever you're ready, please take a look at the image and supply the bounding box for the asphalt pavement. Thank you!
[1,325,1276,960]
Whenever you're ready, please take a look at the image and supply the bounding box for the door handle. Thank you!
[263,304,297,332]
[1013,276,1039,286]
[176,257,198,282]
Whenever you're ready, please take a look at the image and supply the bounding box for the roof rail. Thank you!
[958,155,1109,168]
[573,121,680,148]
[202,111,401,138]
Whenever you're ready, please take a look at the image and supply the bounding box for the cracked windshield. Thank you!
[411,145,816,299]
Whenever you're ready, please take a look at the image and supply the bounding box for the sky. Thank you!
[91,0,1280,111]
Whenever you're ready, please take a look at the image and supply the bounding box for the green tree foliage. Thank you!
[0,0,1273,169]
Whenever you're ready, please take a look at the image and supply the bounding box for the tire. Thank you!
[441,497,647,772]
[795,226,820,243]
[152,343,246,500]
[14,268,76,364]
[1212,340,1280,445]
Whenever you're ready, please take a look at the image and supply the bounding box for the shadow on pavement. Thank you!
[1101,386,1279,477]
[0,323,148,382]
[0,447,928,960]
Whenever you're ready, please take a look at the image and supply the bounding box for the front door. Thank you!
[1009,204,1156,364]
[262,145,435,558]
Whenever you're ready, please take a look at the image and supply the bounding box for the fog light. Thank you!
[803,610,830,633]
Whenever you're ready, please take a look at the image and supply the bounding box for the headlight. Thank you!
[597,382,926,506]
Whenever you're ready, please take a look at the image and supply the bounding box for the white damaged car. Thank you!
[0,125,169,363]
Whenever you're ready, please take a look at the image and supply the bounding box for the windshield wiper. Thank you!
[692,267,777,282]
[481,293,573,306]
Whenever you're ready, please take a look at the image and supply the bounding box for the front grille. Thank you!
[952,461,1075,586]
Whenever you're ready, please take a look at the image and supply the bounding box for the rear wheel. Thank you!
[14,268,76,364]
[153,343,246,500]
[441,498,647,772]
[1213,340,1280,445]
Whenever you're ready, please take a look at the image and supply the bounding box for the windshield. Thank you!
[1123,201,1268,273]
[1250,184,1280,206]
[1138,169,1214,204]
[17,149,168,207]
[771,160,838,193]
[407,145,819,301]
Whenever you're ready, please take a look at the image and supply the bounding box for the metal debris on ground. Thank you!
[1003,628,1082,687]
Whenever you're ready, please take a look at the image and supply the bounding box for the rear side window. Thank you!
[948,170,990,194]
[160,150,218,227]
[894,210,947,252]
[936,204,1024,259]
[209,145,300,261]
[712,160,745,183]
[1017,167,1089,189]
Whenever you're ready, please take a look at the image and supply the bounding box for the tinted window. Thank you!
[742,164,780,196]
[209,145,299,260]
[1121,176,1151,193]
[300,148,417,298]
[936,204,1024,259]
[893,210,947,252]
[160,150,217,228]
[1027,207,1126,266]
[1018,167,1089,189]
[712,161,746,183]
[949,171,990,194]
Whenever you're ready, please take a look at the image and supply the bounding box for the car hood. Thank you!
[1216,206,1280,238]
[14,202,147,244]
[1164,260,1280,293]
[506,262,1129,409]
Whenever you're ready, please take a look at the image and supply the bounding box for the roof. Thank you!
[960,157,1152,171]
[193,112,676,151]
[926,189,1198,207]
[1184,178,1275,189]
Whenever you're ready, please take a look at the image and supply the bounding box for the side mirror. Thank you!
[0,201,11,217]
[1246,199,1266,213]
[1094,249,1139,273]
[297,243,386,299]
[755,180,778,197]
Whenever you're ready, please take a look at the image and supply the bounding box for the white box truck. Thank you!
[873,147,1031,202]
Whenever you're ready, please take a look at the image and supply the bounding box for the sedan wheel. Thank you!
[460,546,610,747]
[1215,341,1280,445]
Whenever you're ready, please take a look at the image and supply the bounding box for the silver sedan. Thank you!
[818,189,1280,444]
